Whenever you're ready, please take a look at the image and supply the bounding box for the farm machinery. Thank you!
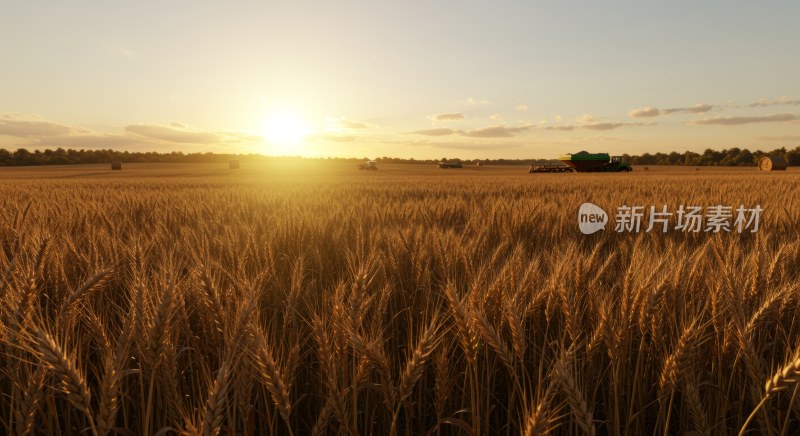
[529,151,632,173]
[358,160,378,170]
[438,161,463,168]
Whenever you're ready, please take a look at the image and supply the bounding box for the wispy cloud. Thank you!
[749,96,800,107]
[0,114,87,137]
[0,113,264,151]
[629,104,713,118]
[326,116,375,130]
[387,138,523,150]
[515,104,528,111]
[582,122,629,131]
[666,104,713,114]
[126,123,261,145]
[408,128,457,136]
[432,113,465,121]
[541,125,576,131]
[462,125,531,138]
[30,134,148,149]
[628,106,661,118]
[125,124,225,144]
[340,119,371,129]
[690,113,798,126]
[463,97,490,106]
[407,124,532,138]
[540,121,650,131]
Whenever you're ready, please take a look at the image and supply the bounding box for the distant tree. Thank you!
[786,147,800,165]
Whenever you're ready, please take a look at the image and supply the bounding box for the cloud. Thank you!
[541,125,577,131]
[759,135,800,141]
[385,138,523,150]
[462,125,531,138]
[0,113,263,152]
[582,122,628,131]
[426,142,523,150]
[408,128,457,136]
[339,119,371,129]
[325,116,375,130]
[125,124,225,144]
[749,96,800,107]
[125,123,262,145]
[433,113,465,121]
[31,133,153,149]
[515,104,528,111]
[0,114,85,137]
[407,124,533,138]
[628,103,714,118]
[664,103,714,114]
[628,106,661,118]
[463,97,490,106]
[540,121,649,131]
[690,113,798,126]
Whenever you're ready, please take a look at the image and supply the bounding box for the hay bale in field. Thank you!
[758,155,787,171]
[229,160,240,169]
[111,161,122,170]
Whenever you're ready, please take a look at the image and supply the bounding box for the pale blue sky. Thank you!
[1,1,798,158]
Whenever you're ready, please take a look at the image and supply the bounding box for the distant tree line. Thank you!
[622,146,800,166]
[0,148,265,166]
[0,145,797,166]
[374,147,800,166]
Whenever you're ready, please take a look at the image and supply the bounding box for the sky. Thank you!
[1,0,799,159]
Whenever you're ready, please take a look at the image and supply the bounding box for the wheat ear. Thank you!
[202,362,230,436]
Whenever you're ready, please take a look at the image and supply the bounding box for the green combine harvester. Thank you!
[529,151,632,173]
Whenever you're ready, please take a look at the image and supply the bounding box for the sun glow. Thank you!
[261,111,311,155]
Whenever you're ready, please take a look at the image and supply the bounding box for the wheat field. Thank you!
[1,162,799,435]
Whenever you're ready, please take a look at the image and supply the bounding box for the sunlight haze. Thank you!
[1,0,798,158]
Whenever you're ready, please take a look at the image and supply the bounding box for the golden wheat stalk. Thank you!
[95,350,123,436]
[472,307,515,373]
[202,362,230,436]
[397,319,440,405]
[59,268,112,319]
[33,327,96,433]
[553,351,595,436]
[14,366,46,436]
[659,319,699,391]
[253,328,293,433]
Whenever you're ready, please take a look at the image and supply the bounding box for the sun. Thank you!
[261,112,311,155]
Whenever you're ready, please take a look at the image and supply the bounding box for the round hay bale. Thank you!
[111,161,122,170]
[229,160,240,169]
[758,155,787,171]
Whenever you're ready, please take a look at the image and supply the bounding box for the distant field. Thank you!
[1,162,798,435]
[0,160,789,180]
